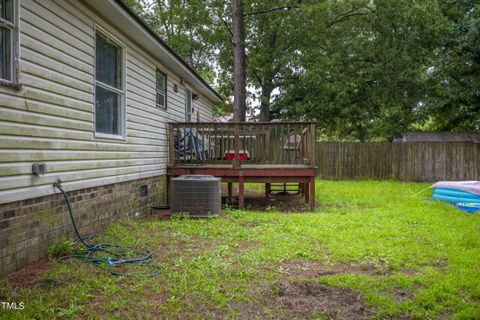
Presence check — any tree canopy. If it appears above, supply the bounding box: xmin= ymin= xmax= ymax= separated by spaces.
xmin=127 ymin=0 xmax=480 ymax=141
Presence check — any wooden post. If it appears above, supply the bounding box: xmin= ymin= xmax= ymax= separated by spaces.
xmin=265 ymin=183 xmax=271 ymax=196
xmin=310 ymin=122 xmax=316 ymax=168
xmin=168 ymin=124 xmax=175 ymax=166
xmin=305 ymin=182 xmax=309 ymax=203
xmin=239 ymin=176 xmax=245 ymax=209
xmin=309 ymin=175 xmax=316 ymax=210
xmin=194 ymin=121 xmax=199 ymax=163
xmin=234 ymin=123 xmax=240 ymax=169
xmin=228 ymin=182 xmax=233 ymax=203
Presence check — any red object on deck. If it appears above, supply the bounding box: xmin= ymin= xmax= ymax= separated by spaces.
xmin=224 ymin=150 xmax=250 ymax=161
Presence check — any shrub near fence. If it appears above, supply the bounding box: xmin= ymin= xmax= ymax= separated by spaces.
xmin=316 ymin=142 xmax=480 ymax=181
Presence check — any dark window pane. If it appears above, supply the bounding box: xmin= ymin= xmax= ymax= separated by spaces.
xmin=156 ymin=70 xmax=165 ymax=91
xmin=0 ymin=27 xmax=10 ymax=80
xmin=96 ymin=86 xmax=119 ymax=135
xmin=0 ymin=0 xmax=12 ymax=22
xmin=96 ymin=32 xmax=121 ymax=89
xmin=156 ymin=70 xmax=166 ymax=108
xmin=185 ymin=88 xmax=192 ymax=121
xmin=156 ymin=92 xmax=165 ymax=108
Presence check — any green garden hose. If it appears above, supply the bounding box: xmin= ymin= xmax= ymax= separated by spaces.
xmin=55 ymin=182 xmax=161 ymax=277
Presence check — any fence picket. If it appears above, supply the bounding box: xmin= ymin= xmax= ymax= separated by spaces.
xmin=316 ymin=142 xmax=479 ymax=181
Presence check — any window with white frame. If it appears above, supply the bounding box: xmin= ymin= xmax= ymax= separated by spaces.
xmin=95 ymin=31 xmax=124 ymax=136
xmin=156 ymin=69 xmax=166 ymax=109
xmin=0 ymin=0 xmax=17 ymax=83
xmin=185 ymin=87 xmax=192 ymax=122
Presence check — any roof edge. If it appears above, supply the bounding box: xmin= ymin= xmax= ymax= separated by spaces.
xmin=113 ymin=0 xmax=223 ymax=102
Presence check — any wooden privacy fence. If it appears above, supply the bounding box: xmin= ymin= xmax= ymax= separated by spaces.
xmin=316 ymin=142 xmax=480 ymax=181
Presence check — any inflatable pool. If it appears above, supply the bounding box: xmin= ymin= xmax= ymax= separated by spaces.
xmin=432 ymin=181 xmax=480 ymax=213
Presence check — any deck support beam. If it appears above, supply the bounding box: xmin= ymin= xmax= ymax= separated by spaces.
xmin=309 ymin=176 xmax=315 ymax=210
xmin=228 ymin=182 xmax=233 ymax=203
xmin=168 ymin=166 xmax=316 ymax=210
xmin=239 ymin=176 xmax=245 ymax=209
xmin=305 ymin=182 xmax=310 ymax=203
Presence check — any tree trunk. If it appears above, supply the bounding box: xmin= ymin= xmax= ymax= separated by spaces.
xmin=259 ymin=82 xmax=272 ymax=122
xmin=231 ymin=0 xmax=247 ymax=122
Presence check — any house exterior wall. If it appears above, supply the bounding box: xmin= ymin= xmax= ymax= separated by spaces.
xmin=0 ymin=0 xmax=216 ymax=275
xmin=0 ymin=175 xmax=167 ymax=276
xmin=0 ymin=0 xmax=215 ymax=205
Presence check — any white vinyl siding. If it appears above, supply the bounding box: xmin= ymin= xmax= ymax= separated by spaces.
xmin=0 ymin=0 xmax=215 ymax=204
xmin=0 ymin=0 xmax=18 ymax=84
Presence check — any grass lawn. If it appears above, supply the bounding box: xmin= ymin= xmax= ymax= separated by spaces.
xmin=1 ymin=180 xmax=479 ymax=319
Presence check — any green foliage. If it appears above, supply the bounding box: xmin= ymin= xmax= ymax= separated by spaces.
xmin=47 ymin=237 xmax=75 ymax=257
xmin=125 ymin=0 xmax=478 ymax=139
xmin=2 ymin=181 xmax=480 ymax=319
xmin=245 ymin=0 xmax=311 ymax=120
xmin=424 ymin=0 xmax=480 ymax=131
xmin=275 ymin=0 xmax=450 ymax=141
xmin=125 ymin=0 xmax=232 ymax=114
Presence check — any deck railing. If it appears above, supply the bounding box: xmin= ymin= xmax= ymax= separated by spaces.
xmin=168 ymin=122 xmax=316 ymax=167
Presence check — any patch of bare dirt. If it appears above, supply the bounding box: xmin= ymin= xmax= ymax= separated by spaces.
xmin=281 ymin=260 xmax=380 ymax=277
xmin=273 ymin=280 xmax=374 ymax=320
xmin=223 ymin=186 xmax=308 ymax=212
xmin=149 ymin=208 xmax=172 ymax=220
xmin=244 ymin=192 xmax=307 ymax=212
xmin=399 ymin=267 xmax=419 ymax=277
xmin=280 ymin=260 xmax=420 ymax=278
xmin=259 ymin=260 xmax=422 ymax=319
xmin=393 ymin=288 xmax=414 ymax=303
xmin=143 ymin=292 xmax=169 ymax=306
xmin=226 ymin=260 xmax=377 ymax=319
xmin=232 ymin=240 xmax=259 ymax=254
xmin=436 ymin=310 xmax=453 ymax=320
xmin=150 ymin=235 xmax=215 ymax=265
xmin=6 ymin=256 xmax=55 ymax=287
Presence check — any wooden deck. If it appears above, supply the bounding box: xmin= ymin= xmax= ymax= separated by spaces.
xmin=167 ymin=122 xmax=317 ymax=209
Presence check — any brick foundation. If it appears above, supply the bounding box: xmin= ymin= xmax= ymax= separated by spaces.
xmin=0 ymin=175 xmax=167 ymax=276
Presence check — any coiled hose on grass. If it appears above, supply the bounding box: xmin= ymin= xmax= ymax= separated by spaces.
xmin=55 ymin=183 xmax=161 ymax=277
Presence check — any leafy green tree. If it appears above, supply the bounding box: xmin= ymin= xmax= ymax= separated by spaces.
xmin=246 ymin=0 xmax=308 ymax=121
xmin=275 ymin=0 xmax=447 ymax=141
xmin=424 ymin=0 xmax=480 ymax=131
xmin=125 ymin=0 xmax=478 ymax=138
xmin=125 ymin=0 xmax=307 ymax=120
xmin=124 ymin=0 xmax=229 ymax=85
